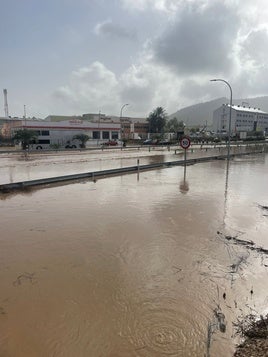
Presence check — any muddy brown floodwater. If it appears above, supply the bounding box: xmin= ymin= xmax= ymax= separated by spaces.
xmin=0 ymin=151 xmax=268 ymax=356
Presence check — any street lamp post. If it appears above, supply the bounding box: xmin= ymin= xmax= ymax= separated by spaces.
xmin=97 ymin=110 xmax=101 ymax=146
xmin=210 ymin=79 xmax=233 ymax=161
xmin=120 ymin=103 xmax=129 ymax=142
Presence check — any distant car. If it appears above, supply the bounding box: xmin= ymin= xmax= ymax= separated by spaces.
xmin=65 ymin=144 xmax=78 ymax=149
xmin=102 ymin=140 xmax=118 ymax=146
xmin=157 ymin=140 xmax=171 ymax=145
xmin=143 ymin=139 xmax=159 ymax=145
xmin=143 ymin=139 xmax=153 ymax=145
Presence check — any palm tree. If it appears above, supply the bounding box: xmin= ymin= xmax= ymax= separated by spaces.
xmin=147 ymin=107 xmax=167 ymax=134
xmin=72 ymin=133 xmax=90 ymax=148
xmin=13 ymin=129 xmax=38 ymax=150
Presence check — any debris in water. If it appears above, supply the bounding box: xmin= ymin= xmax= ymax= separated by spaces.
xmin=206 ymin=306 xmax=227 ymax=357
xmin=217 ymin=231 xmax=268 ymax=255
xmin=258 ymin=204 xmax=268 ymax=211
xmin=233 ymin=314 xmax=268 ymax=356
xmin=13 ymin=272 xmax=37 ymax=286
xmin=214 ymin=307 xmax=226 ymax=333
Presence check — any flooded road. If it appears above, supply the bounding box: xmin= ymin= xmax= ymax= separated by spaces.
xmin=0 ymin=147 xmax=178 ymax=184
xmin=0 ymin=144 xmax=260 ymax=184
xmin=0 ymin=152 xmax=267 ymax=356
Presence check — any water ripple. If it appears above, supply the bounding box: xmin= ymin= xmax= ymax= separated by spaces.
xmin=119 ymin=297 xmax=206 ymax=356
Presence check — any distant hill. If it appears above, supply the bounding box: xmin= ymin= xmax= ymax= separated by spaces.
xmin=170 ymin=96 xmax=268 ymax=127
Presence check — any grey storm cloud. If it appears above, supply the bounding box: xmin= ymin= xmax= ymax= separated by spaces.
xmin=94 ymin=20 xmax=136 ymax=40
xmin=152 ymin=1 xmax=240 ymax=75
xmin=120 ymin=84 xmax=154 ymax=112
xmin=180 ymin=79 xmax=211 ymax=99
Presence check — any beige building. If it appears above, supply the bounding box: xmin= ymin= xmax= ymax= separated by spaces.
xmin=0 ymin=117 xmax=23 ymax=139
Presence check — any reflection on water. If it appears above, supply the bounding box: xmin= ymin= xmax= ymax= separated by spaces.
xmin=179 ymin=165 xmax=189 ymax=194
xmin=0 ymin=154 xmax=268 ymax=356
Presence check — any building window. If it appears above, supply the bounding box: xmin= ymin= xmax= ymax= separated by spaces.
xmin=38 ymin=139 xmax=50 ymax=144
xmin=102 ymin=131 xmax=109 ymax=139
xmin=41 ymin=130 xmax=50 ymax=136
xmin=93 ymin=131 xmax=100 ymax=139
xmin=111 ymin=131 xmax=118 ymax=139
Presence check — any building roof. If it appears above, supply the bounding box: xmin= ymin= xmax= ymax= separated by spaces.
xmin=14 ymin=119 xmax=120 ymax=130
xmin=45 ymin=115 xmax=83 ymax=122
xmin=0 ymin=117 xmax=24 ymax=125
xmin=224 ymin=104 xmax=267 ymax=114
xmin=44 ymin=113 xmax=148 ymax=124
xmin=120 ymin=117 xmax=148 ymax=124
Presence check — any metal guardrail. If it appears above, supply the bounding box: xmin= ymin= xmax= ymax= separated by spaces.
xmin=0 ymin=140 xmax=267 ymax=155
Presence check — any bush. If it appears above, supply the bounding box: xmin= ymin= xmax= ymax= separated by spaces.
xmin=50 ymin=143 xmax=61 ymax=149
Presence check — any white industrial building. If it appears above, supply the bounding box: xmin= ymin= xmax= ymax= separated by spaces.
xmin=212 ymin=104 xmax=268 ymax=135
xmin=12 ymin=117 xmax=121 ymax=148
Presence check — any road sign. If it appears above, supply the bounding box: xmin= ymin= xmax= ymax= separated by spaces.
xmin=180 ymin=136 xmax=191 ymax=150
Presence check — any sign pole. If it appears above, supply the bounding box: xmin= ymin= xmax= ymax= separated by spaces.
xmin=179 ymin=136 xmax=191 ymax=194
xmin=179 ymin=135 xmax=191 ymax=169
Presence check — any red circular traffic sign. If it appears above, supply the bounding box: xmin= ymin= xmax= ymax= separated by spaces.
xmin=180 ymin=136 xmax=191 ymax=149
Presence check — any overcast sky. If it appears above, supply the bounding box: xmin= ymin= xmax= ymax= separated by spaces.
xmin=1 ymin=0 xmax=268 ymax=118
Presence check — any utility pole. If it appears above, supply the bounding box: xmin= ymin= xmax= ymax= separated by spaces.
xmin=120 ymin=104 xmax=129 ymax=142
xmin=97 ymin=110 xmax=101 ymax=146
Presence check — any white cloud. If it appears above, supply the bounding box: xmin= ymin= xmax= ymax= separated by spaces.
xmin=52 ymin=62 xmax=120 ymax=114
xmin=52 ymin=59 xmax=186 ymax=116
xmin=119 ymin=63 xmax=177 ymax=112
xmin=239 ymin=26 xmax=268 ymax=68
xmin=120 ymin=0 xmax=189 ymax=13
xmin=52 ymin=57 xmax=212 ymax=117
xmin=94 ymin=20 xmax=136 ymax=40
